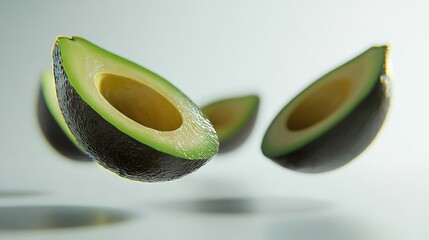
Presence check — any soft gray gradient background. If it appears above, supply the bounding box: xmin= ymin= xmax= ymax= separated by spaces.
xmin=0 ymin=0 xmax=428 ymax=239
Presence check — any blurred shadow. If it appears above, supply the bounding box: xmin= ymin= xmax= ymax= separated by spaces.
xmin=266 ymin=213 xmax=375 ymax=240
xmin=0 ymin=205 xmax=134 ymax=231
xmin=0 ymin=190 xmax=45 ymax=198
xmin=156 ymin=197 xmax=330 ymax=215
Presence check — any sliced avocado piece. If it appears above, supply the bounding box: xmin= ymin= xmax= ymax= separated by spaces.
xmin=261 ymin=46 xmax=391 ymax=173
xmin=52 ymin=36 xmax=219 ymax=182
xmin=37 ymin=71 xmax=89 ymax=161
xmin=202 ymin=95 xmax=260 ymax=153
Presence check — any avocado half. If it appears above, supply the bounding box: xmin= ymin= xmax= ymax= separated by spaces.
xmin=37 ymin=71 xmax=89 ymax=161
xmin=52 ymin=36 xmax=219 ymax=182
xmin=261 ymin=46 xmax=391 ymax=173
xmin=201 ymin=95 xmax=259 ymax=153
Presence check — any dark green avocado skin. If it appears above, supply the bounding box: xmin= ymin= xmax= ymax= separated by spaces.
xmin=270 ymin=76 xmax=390 ymax=173
xmin=37 ymin=84 xmax=89 ymax=161
xmin=52 ymin=43 xmax=209 ymax=182
xmin=219 ymin=106 xmax=259 ymax=153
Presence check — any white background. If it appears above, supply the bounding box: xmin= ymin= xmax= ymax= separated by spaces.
xmin=0 ymin=0 xmax=428 ymax=239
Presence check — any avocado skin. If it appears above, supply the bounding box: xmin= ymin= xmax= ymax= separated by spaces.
xmin=202 ymin=95 xmax=260 ymax=153
xmin=37 ymin=84 xmax=89 ymax=161
xmin=219 ymin=106 xmax=259 ymax=153
xmin=53 ymin=43 xmax=209 ymax=182
xmin=269 ymin=76 xmax=390 ymax=173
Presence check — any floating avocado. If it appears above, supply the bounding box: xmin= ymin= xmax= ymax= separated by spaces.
xmin=202 ymin=95 xmax=259 ymax=153
xmin=261 ymin=46 xmax=391 ymax=173
xmin=37 ymin=71 xmax=89 ymax=161
xmin=52 ymin=36 xmax=218 ymax=182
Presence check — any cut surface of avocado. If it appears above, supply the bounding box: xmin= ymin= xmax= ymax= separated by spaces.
xmin=261 ymin=46 xmax=391 ymax=173
xmin=52 ymin=36 xmax=218 ymax=182
xmin=37 ymin=71 xmax=89 ymax=161
xmin=202 ymin=95 xmax=259 ymax=153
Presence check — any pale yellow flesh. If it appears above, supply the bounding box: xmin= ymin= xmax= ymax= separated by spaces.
xmin=58 ymin=36 xmax=218 ymax=159
xmin=98 ymin=73 xmax=183 ymax=132
xmin=204 ymin=103 xmax=242 ymax=135
xmin=202 ymin=95 xmax=258 ymax=143
xmin=262 ymin=46 xmax=387 ymax=157
xmin=287 ymin=78 xmax=352 ymax=131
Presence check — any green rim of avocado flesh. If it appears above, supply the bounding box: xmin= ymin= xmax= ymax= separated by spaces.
xmin=52 ymin=36 xmax=219 ymax=182
xmin=261 ymin=45 xmax=391 ymax=173
xmin=37 ymin=71 xmax=89 ymax=161
xmin=202 ymin=95 xmax=259 ymax=153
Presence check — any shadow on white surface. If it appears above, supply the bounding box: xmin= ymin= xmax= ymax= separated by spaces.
xmin=0 ymin=205 xmax=134 ymax=231
xmin=155 ymin=196 xmax=330 ymax=215
xmin=149 ymin=196 xmax=376 ymax=240
xmin=0 ymin=190 xmax=46 ymax=198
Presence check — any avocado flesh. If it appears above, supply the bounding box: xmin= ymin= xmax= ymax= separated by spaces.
xmin=52 ymin=36 xmax=218 ymax=182
xmin=202 ymin=95 xmax=259 ymax=153
xmin=37 ymin=71 xmax=89 ymax=161
xmin=261 ymin=46 xmax=390 ymax=173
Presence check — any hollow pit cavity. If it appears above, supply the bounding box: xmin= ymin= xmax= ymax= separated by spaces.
xmin=287 ymin=78 xmax=352 ymax=131
xmin=98 ymin=73 xmax=182 ymax=131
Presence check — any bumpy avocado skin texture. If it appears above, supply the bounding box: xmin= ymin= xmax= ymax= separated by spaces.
xmin=204 ymin=95 xmax=260 ymax=153
xmin=53 ymin=42 xmax=209 ymax=182
xmin=269 ymin=72 xmax=390 ymax=173
xmin=37 ymin=83 xmax=89 ymax=161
